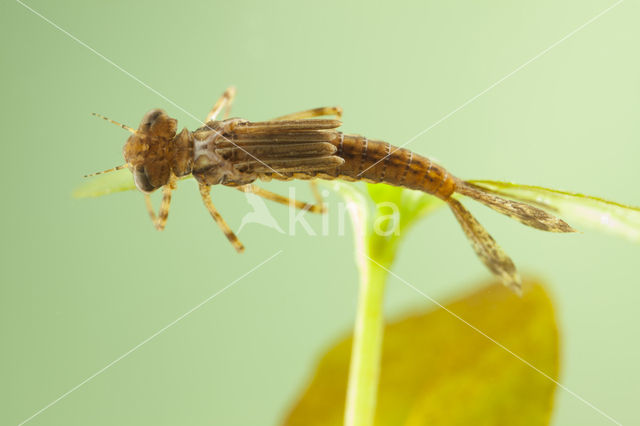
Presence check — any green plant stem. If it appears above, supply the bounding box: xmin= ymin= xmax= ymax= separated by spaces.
xmin=344 ymin=257 xmax=389 ymax=426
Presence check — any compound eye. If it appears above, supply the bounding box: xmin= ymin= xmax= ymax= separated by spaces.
xmin=140 ymin=109 xmax=164 ymax=129
xmin=133 ymin=166 xmax=156 ymax=193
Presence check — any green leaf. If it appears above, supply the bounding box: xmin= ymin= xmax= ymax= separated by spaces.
xmin=318 ymin=182 xmax=448 ymax=426
xmin=283 ymin=280 xmax=559 ymax=426
xmin=322 ymin=182 xmax=371 ymax=272
xmin=72 ymin=168 xmax=136 ymax=198
xmin=322 ymin=181 xmax=445 ymax=268
xmin=366 ymin=183 xmax=444 ymax=267
xmin=470 ymin=180 xmax=640 ymax=242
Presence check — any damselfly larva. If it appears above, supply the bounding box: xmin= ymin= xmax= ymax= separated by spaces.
xmin=89 ymin=87 xmax=575 ymax=294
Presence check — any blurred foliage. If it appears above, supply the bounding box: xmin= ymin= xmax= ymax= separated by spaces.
xmin=365 ymin=184 xmax=444 ymax=267
xmin=73 ymin=168 xmax=135 ymax=198
xmin=283 ymin=280 xmax=559 ymax=426
xmin=321 ymin=182 xmax=446 ymax=426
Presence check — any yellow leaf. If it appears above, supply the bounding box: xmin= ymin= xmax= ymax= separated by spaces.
xmin=283 ymin=281 xmax=559 ymax=426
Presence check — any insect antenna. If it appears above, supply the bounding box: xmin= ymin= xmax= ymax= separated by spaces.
xmin=91 ymin=112 xmax=137 ymax=133
xmin=84 ymin=164 xmax=128 ymax=178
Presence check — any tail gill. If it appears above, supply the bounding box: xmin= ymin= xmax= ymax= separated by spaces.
xmin=455 ymin=181 xmax=576 ymax=233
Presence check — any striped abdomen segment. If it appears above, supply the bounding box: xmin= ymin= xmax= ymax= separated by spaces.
xmin=328 ymin=134 xmax=457 ymax=200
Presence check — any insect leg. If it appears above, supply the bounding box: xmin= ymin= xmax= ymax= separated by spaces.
xmin=144 ymin=194 xmax=157 ymax=224
xmin=204 ymin=86 xmax=236 ymax=122
xmin=155 ymin=185 xmax=174 ymax=231
xmin=270 ymin=106 xmax=343 ymax=121
xmin=199 ymin=183 xmax=245 ymax=253
xmin=143 ymin=177 xmax=176 ymax=230
xmin=236 ymin=184 xmax=325 ymax=213
xmin=309 ymin=181 xmax=327 ymax=213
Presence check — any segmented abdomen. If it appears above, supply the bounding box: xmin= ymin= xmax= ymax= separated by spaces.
xmin=322 ymin=133 xmax=457 ymax=200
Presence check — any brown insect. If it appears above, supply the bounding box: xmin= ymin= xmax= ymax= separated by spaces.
xmin=89 ymin=86 xmax=575 ymax=293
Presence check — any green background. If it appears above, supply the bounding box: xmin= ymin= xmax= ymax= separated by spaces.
xmin=1 ymin=0 xmax=638 ymax=424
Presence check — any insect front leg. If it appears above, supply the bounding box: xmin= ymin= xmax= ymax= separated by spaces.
xmin=204 ymin=86 xmax=236 ymax=123
xmin=236 ymin=184 xmax=326 ymax=214
xmin=199 ymin=183 xmax=245 ymax=253
xmin=270 ymin=106 xmax=343 ymax=121
xmin=144 ymin=176 xmax=176 ymax=231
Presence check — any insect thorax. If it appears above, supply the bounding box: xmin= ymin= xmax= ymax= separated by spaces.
xmin=190 ymin=122 xmax=253 ymax=186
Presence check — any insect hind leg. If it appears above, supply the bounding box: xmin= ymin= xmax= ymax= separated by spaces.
xmin=309 ymin=181 xmax=327 ymax=213
xmin=271 ymin=106 xmax=343 ymax=121
xmin=204 ymin=86 xmax=236 ymax=123
xmin=236 ymin=184 xmax=326 ymax=214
